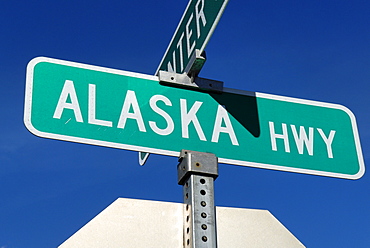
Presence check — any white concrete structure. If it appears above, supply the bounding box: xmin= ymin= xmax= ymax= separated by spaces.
xmin=59 ymin=198 xmax=305 ymax=248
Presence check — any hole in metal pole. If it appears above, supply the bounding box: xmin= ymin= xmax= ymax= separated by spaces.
xmin=186 ymin=204 xmax=189 ymax=211
xmin=201 ymin=212 xmax=207 ymax=218
xmin=201 ymin=224 xmax=207 ymax=230
xmin=195 ymin=162 xmax=201 ymax=167
xmin=187 ymin=239 xmax=190 ymax=246
xmin=202 ymin=236 xmax=208 ymax=242
xmin=185 ymin=193 xmax=189 ymax=199
xmin=187 ymin=227 xmax=190 ymax=234
xmin=187 ymin=215 xmax=190 ymax=222
xmin=200 ymin=178 xmax=206 ymax=184
xmin=200 ymin=190 xmax=206 ymax=195
xmin=201 ymin=201 xmax=206 ymax=207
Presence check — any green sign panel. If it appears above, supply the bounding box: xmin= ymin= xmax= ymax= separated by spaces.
xmin=25 ymin=57 xmax=365 ymax=179
xmin=156 ymin=0 xmax=229 ymax=74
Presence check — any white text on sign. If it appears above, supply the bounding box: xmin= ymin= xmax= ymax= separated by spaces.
xmin=269 ymin=121 xmax=336 ymax=158
xmin=53 ymin=80 xmax=238 ymax=146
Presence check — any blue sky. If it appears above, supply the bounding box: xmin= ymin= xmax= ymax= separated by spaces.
xmin=1 ymin=0 xmax=370 ymax=247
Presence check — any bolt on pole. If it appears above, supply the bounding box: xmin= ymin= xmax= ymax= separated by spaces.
xmin=178 ymin=150 xmax=218 ymax=248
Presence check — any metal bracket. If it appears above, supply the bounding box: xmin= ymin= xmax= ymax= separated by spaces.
xmin=159 ymin=71 xmax=224 ymax=93
xmin=184 ymin=49 xmax=207 ymax=78
xmin=158 ymin=49 xmax=223 ymax=93
xmin=178 ymin=150 xmax=218 ymax=185
xmin=178 ymin=150 xmax=218 ymax=248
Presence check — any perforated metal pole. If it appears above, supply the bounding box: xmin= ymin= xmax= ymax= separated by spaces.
xmin=178 ymin=150 xmax=218 ymax=248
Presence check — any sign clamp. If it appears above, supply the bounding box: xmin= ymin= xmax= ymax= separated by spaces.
xmin=158 ymin=49 xmax=224 ymax=93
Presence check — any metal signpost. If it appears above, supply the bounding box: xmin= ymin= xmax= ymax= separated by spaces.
xmin=178 ymin=150 xmax=218 ymax=247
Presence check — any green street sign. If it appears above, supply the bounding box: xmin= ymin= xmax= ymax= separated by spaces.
xmin=156 ymin=0 xmax=229 ymax=74
xmin=25 ymin=57 xmax=365 ymax=179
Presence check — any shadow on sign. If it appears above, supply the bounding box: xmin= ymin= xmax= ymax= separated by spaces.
xmin=210 ymin=91 xmax=261 ymax=138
